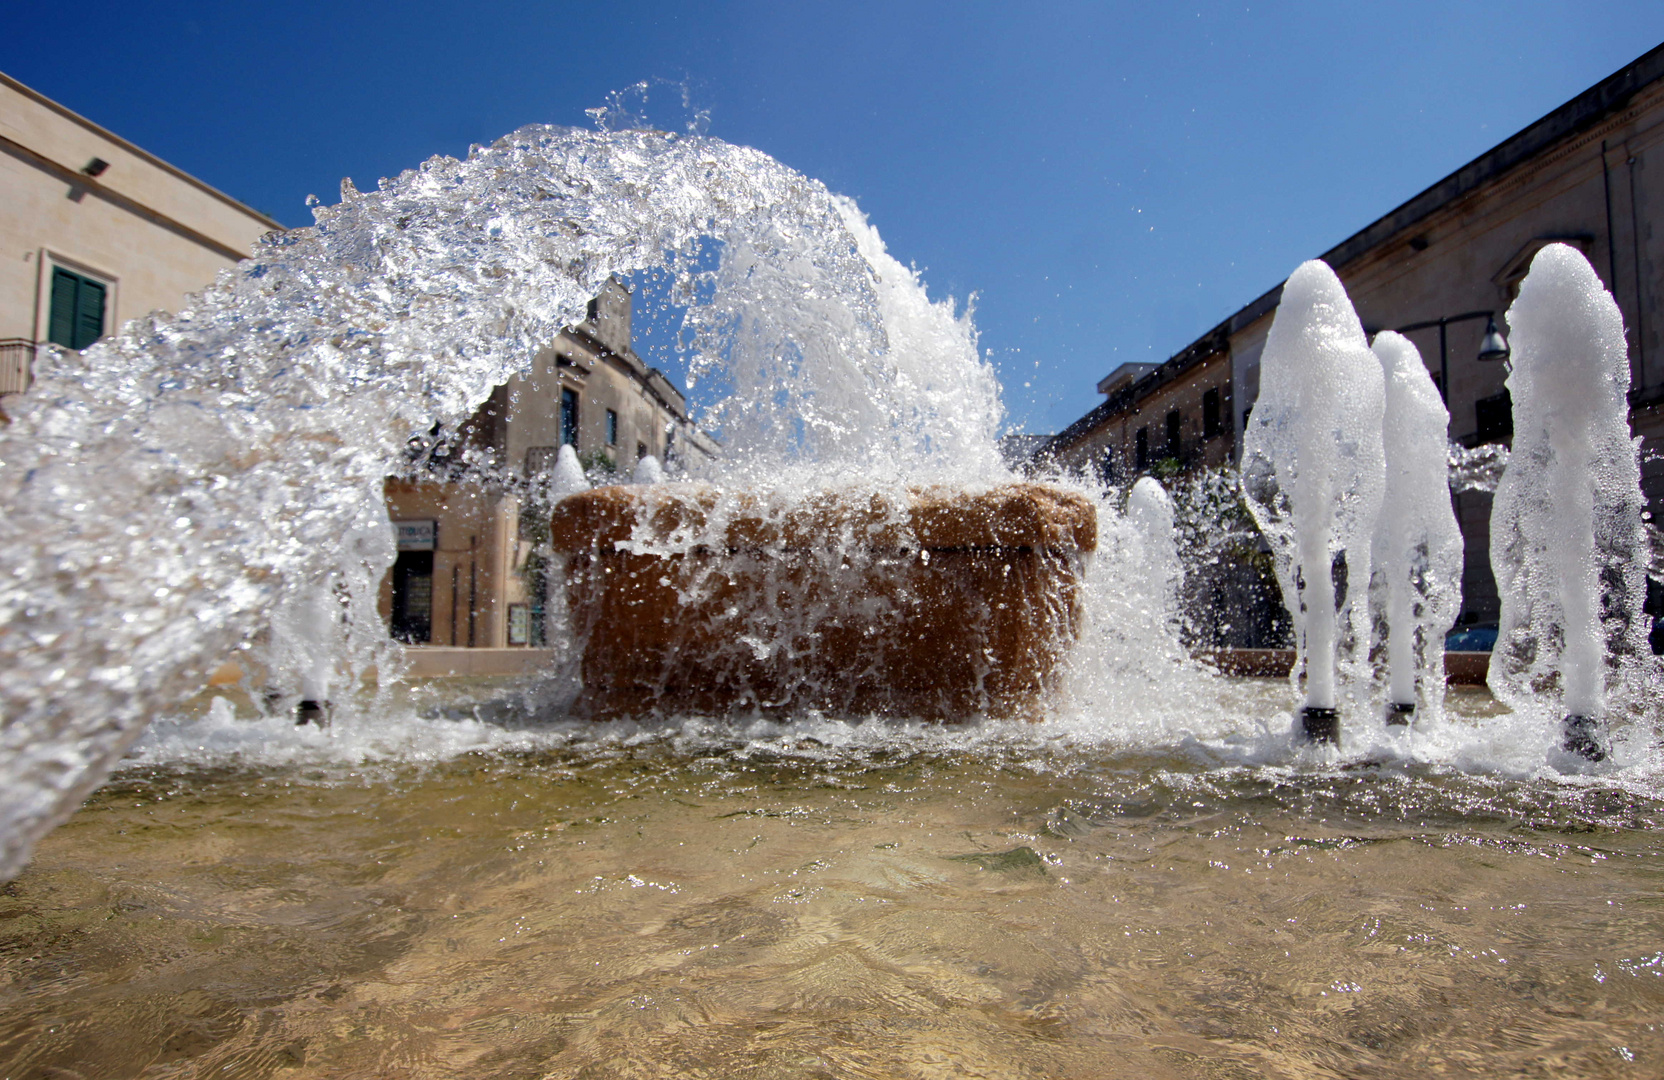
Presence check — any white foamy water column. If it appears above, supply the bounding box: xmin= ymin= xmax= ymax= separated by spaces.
xmin=1241 ymin=261 xmax=1385 ymax=715
xmin=633 ymin=455 xmax=665 ymax=485
xmin=550 ymin=445 xmax=590 ymax=499
xmin=1370 ymin=331 xmax=1462 ymax=714
xmin=1126 ymin=477 xmax=1181 ymax=633
xmin=1489 ymin=244 xmax=1651 ymax=726
xmin=0 ymin=124 xmax=1003 ymax=881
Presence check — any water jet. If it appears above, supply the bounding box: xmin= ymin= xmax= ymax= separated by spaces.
xmin=1300 ymin=704 xmax=1340 ymax=743
xmin=294 ymin=699 xmax=330 ymax=727
xmin=0 ymin=111 xmax=1661 ymax=1078
xmin=1489 ymin=243 xmax=1653 ymax=762
xmin=1241 ymin=260 xmax=1385 ymax=746
xmin=1371 ymin=329 xmax=1462 ymax=727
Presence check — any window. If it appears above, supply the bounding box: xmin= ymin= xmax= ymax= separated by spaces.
xmin=48 ymin=267 xmax=106 ymax=350
xmin=1135 ymin=427 xmax=1149 ymax=471
xmin=1493 ymin=235 xmax=1594 ymax=301
xmin=1202 ymin=388 xmax=1221 ymax=440
xmin=1165 ymin=410 xmax=1182 ymax=460
xmin=605 ymin=408 xmax=618 ymax=446
xmin=1475 ymin=389 xmax=1513 ymax=442
xmin=637 ymin=441 xmax=648 ymax=463
xmin=560 ymin=387 xmax=578 ymax=446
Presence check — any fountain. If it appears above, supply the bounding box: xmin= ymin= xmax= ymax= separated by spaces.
xmin=1240 ymin=260 xmax=1386 ymax=744
xmin=1370 ymin=330 xmax=1462 ymax=723
xmin=548 ymin=442 xmax=590 ymax=499
xmin=547 ymin=482 xmax=1094 ymax=721
xmin=1125 ymin=475 xmax=1180 ymax=632
xmin=1 ymin=123 xmax=1662 ymax=1077
xmin=631 ymin=453 xmax=666 ymax=485
xmin=0 ymin=122 xmax=1007 ymax=882
xmin=1489 ymin=242 xmax=1654 ymax=761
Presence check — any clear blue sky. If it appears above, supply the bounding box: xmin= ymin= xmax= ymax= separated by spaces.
xmin=8 ymin=2 xmax=1664 ymax=435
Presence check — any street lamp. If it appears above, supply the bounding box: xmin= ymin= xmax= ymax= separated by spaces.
xmin=1393 ymin=310 xmax=1510 ymax=403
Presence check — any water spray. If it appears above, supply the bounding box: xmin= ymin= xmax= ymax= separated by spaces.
xmin=1489 ymin=243 xmax=1654 ymax=763
xmin=1241 ymin=261 xmax=1386 ymax=746
xmin=1371 ymin=329 xmax=1462 ymax=728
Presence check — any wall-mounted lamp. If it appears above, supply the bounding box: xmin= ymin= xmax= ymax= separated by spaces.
xmin=1476 ymin=316 xmax=1510 ymax=363
xmin=81 ymin=158 xmax=109 ymax=178
xmin=1395 ymin=309 xmax=1506 ymax=404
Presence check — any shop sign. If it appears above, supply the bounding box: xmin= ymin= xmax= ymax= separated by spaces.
xmin=396 ymin=520 xmax=437 ymax=551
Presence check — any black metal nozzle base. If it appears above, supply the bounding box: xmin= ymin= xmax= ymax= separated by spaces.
xmin=1562 ymin=714 xmax=1607 ymax=762
xmin=296 ymin=700 xmax=331 ymax=727
xmin=1302 ymin=706 xmax=1339 ymax=744
xmin=1386 ymin=701 xmax=1415 ymax=726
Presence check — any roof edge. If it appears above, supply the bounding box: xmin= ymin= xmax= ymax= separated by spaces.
xmin=0 ymin=69 xmax=285 ymax=233
xmin=1052 ymin=40 xmax=1664 ymax=455
xmin=1317 ymin=41 xmax=1664 ymax=273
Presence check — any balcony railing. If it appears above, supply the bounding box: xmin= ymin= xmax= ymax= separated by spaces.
xmin=0 ymin=339 xmax=35 ymax=396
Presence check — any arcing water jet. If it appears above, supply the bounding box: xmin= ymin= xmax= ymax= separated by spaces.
xmin=0 ymin=123 xmax=1008 ymax=882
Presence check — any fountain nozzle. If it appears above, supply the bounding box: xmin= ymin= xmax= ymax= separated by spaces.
xmin=1561 ymin=715 xmax=1607 ymax=762
xmin=296 ymin=700 xmax=331 ymax=728
xmin=1301 ymin=706 xmax=1339 ymax=744
xmin=1386 ymin=701 xmax=1415 ymax=725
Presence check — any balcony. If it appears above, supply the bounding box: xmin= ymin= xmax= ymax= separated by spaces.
xmin=0 ymin=339 xmax=34 ymax=396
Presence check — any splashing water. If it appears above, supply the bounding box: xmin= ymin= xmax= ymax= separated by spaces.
xmin=1371 ymin=330 xmax=1462 ymax=719
xmin=0 ymin=123 xmax=1006 ymax=881
xmin=2 ymin=124 xmax=1662 ymax=895
xmin=1240 ymin=260 xmax=1386 ymax=719
xmin=631 ymin=454 xmax=666 ymax=485
xmin=1489 ymin=243 xmax=1656 ymax=754
xmin=1125 ymin=476 xmax=1181 ymax=632
xmin=1448 ymin=439 xmax=1510 ymax=494
xmin=549 ymin=443 xmax=590 ymax=499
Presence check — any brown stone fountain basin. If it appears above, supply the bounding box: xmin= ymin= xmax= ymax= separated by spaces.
xmin=547 ymin=483 xmax=1097 ymax=721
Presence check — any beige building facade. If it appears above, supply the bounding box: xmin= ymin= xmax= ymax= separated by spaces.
xmin=1048 ymin=42 xmax=1664 ymax=628
xmin=1049 ymin=346 xmax=1234 ymax=482
xmin=0 ymin=71 xmax=279 ymax=395
xmin=381 ymin=279 xmax=719 ymax=649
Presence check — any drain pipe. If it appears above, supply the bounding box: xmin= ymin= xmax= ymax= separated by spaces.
xmin=468 ymin=535 xmax=478 ymax=648
xmin=1629 ymin=146 xmax=1647 ymax=390
xmin=1603 ymin=140 xmax=1620 ymax=293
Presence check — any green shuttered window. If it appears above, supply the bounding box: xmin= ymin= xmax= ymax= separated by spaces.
xmin=48 ymin=267 xmax=107 ymax=351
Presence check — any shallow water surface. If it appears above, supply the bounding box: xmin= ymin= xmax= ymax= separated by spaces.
xmin=2 ymin=696 xmax=1662 ymax=1079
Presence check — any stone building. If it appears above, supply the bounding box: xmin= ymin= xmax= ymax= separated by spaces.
xmin=1048 ymin=349 xmax=1234 ymax=484
xmin=381 ymin=278 xmax=719 ymax=650
xmin=0 ymin=71 xmax=279 ymax=395
xmin=0 ymin=73 xmax=718 ymax=663
xmin=1046 ymin=41 xmax=1664 ymax=629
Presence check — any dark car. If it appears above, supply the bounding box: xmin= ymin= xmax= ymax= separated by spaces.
xmin=1445 ymin=624 xmax=1498 ymax=652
